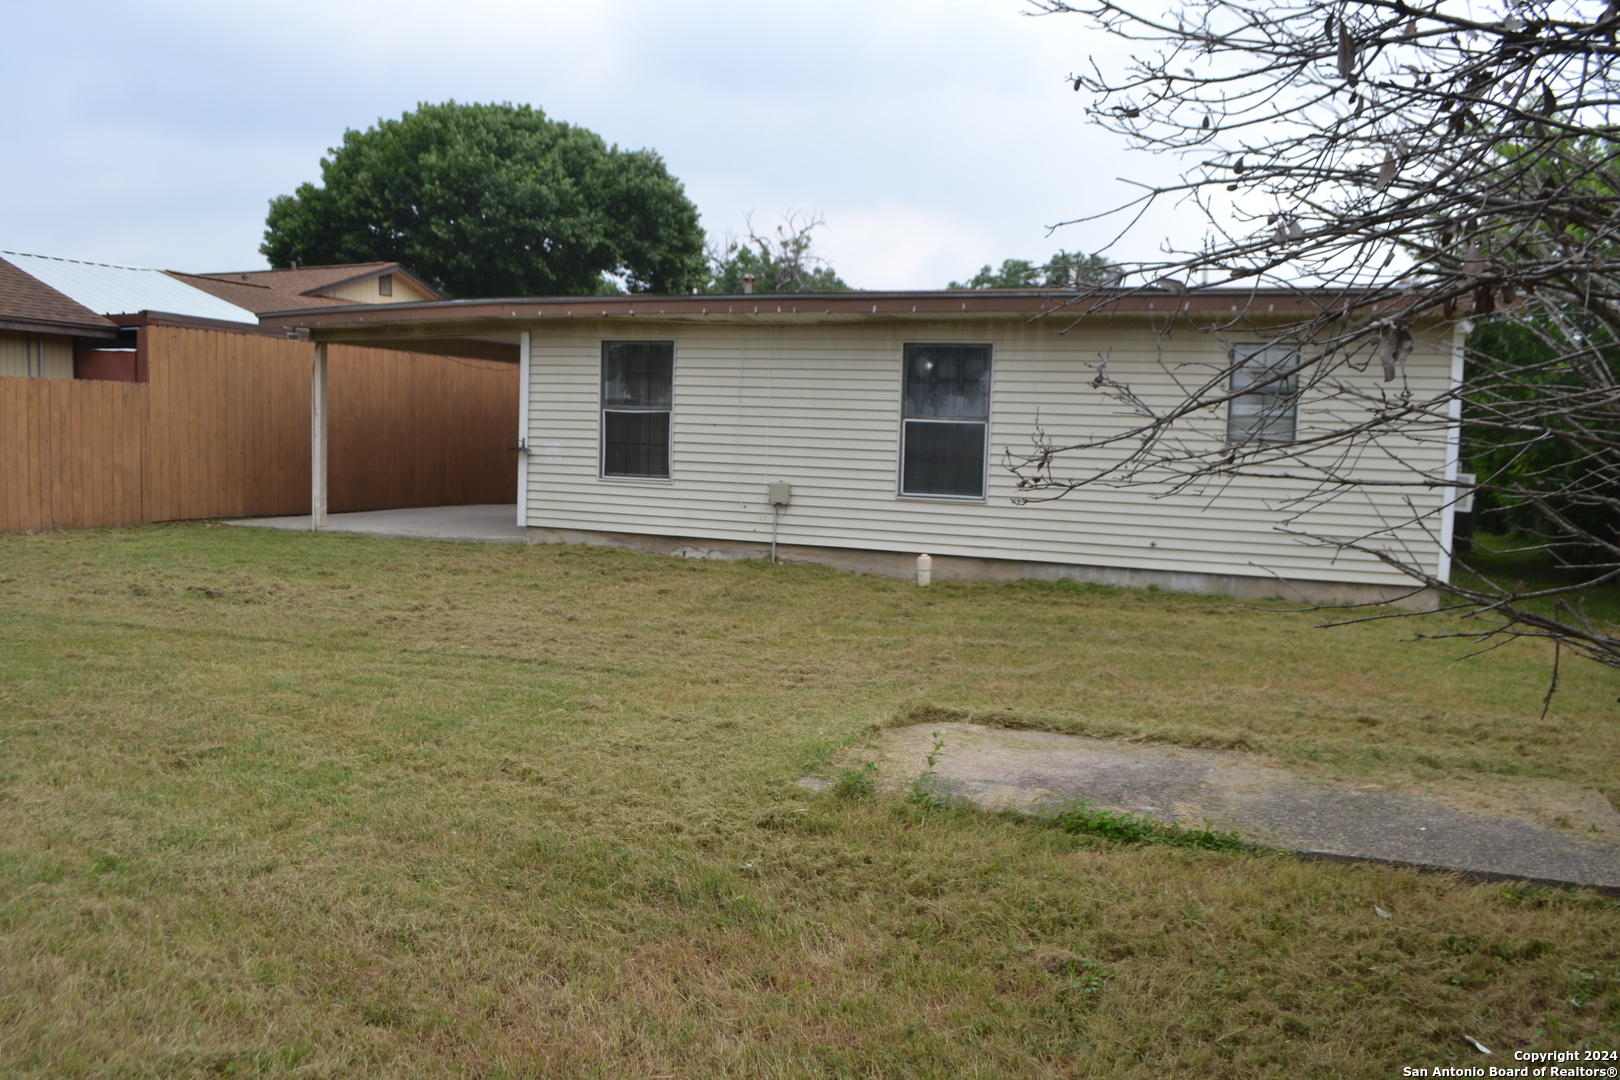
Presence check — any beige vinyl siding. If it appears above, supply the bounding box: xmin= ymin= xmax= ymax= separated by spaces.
xmin=0 ymin=331 xmax=74 ymax=379
xmin=523 ymin=316 xmax=1455 ymax=588
xmin=323 ymin=276 xmax=438 ymax=305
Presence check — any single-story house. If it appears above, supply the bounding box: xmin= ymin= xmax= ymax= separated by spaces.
xmin=262 ymin=289 xmax=1460 ymax=604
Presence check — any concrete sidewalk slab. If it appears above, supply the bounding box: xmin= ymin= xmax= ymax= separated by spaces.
xmin=878 ymin=723 xmax=1620 ymax=893
xmin=226 ymin=505 xmax=526 ymax=545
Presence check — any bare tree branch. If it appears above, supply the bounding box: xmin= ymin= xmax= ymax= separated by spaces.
xmin=1016 ymin=0 xmax=1620 ymax=676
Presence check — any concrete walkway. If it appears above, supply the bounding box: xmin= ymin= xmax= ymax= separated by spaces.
xmin=878 ymin=723 xmax=1620 ymax=893
xmin=226 ymin=504 xmax=526 ymax=544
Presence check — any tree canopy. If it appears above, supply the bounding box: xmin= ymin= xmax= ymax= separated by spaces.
xmin=704 ymin=213 xmax=850 ymax=294
xmin=949 ymin=251 xmax=1122 ymax=289
xmin=261 ymin=102 xmax=707 ymax=299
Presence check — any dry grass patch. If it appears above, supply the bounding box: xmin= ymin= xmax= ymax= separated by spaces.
xmin=0 ymin=524 xmax=1615 ymax=1077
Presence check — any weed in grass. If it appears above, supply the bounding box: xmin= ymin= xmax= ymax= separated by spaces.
xmin=833 ymin=761 xmax=878 ymax=800
xmin=1037 ymin=798 xmax=1251 ymax=852
xmin=907 ymin=729 xmax=948 ymax=808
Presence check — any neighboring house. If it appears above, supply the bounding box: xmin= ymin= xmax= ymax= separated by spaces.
xmin=1 ymin=251 xmax=513 ymax=534
xmin=174 ymin=261 xmax=443 ymax=314
xmin=262 ymin=290 xmax=1461 ymax=603
xmin=0 ymin=255 xmax=120 ymax=379
xmin=3 ymin=249 xmax=264 ymax=384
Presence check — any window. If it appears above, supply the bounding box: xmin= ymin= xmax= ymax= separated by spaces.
xmin=377 ymin=272 xmax=393 ymax=297
xmin=1227 ymin=343 xmax=1300 ymax=445
xmin=901 ymin=343 xmax=991 ymax=498
xmin=601 ymin=340 xmax=673 ymax=479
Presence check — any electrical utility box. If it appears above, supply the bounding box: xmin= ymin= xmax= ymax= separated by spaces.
xmin=767 ymin=481 xmax=792 ymax=507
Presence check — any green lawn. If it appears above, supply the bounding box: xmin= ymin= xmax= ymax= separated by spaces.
xmin=0 ymin=524 xmax=1615 ymax=1078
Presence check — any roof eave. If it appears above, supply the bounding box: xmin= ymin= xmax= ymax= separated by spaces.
xmin=0 ymin=316 xmax=120 ymax=338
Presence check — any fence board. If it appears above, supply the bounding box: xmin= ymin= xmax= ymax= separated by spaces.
xmin=1 ymin=326 xmax=518 ymax=533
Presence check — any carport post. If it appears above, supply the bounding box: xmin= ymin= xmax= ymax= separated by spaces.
xmin=311 ymin=342 xmax=328 ymax=531
xmin=517 ymin=331 xmax=530 ymax=527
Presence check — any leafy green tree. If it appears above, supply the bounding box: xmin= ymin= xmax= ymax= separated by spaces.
xmin=704 ymin=213 xmax=850 ymax=294
xmin=949 ymin=251 xmax=1122 ymax=289
xmin=261 ymin=102 xmax=707 ymax=298
xmin=1465 ymin=316 xmax=1620 ymax=561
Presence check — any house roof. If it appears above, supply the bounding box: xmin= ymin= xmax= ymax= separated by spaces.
xmin=0 ymin=250 xmax=259 ymax=325
xmin=0 ymin=255 xmax=120 ymax=337
xmin=165 ymin=271 xmax=358 ymax=316
xmin=184 ymin=262 xmax=444 ymax=306
xmin=254 ymin=287 xmax=1359 ymax=366
xmin=257 ymin=286 xmax=1354 ymax=330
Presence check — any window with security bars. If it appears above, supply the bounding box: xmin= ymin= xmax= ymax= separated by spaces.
xmin=901 ymin=343 xmax=990 ymax=498
xmin=601 ymin=341 xmax=673 ymax=478
xmin=1226 ymin=343 xmax=1300 ymax=446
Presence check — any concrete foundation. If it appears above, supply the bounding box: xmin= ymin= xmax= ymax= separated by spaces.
xmin=524 ymin=525 xmax=1433 ymax=608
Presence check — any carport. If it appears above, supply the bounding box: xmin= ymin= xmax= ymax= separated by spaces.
xmin=257 ymin=303 xmax=531 ymax=534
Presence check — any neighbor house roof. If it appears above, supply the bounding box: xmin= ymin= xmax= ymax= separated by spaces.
xmin=182 ymin=262 xmax=443 ymax=312
xmin=165 ymin=271 xmax=358 ymax=316
xmin=0 ymin=255 xmax=120 ymax=337
xmin=1 ymin=250 xmax=259 ymax=325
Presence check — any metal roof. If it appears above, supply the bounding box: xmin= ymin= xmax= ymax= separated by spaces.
xmin=1 ymin=250 xmax=259 ymax=325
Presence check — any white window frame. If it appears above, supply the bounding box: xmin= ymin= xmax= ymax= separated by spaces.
xmin=599 ymin=340 xmax=675 ymax=482
xmin=1226 ymin=342 xmax=1301 ymax=446
xmin=897 ymin=342 xmax=993 ymax=501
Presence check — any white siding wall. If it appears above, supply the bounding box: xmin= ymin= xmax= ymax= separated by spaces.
xmin=0 ymin=330 xmax=74 ymax=379
xmin=523 ymin=316 xmax=1455 ymax=588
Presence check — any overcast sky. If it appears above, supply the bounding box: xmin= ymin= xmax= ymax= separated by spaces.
xmin=0 ymin=0 xmax=1190 ymax=290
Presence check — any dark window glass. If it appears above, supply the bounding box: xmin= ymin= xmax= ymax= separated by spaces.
xmin=1226 ymin=344 xmax=1299 ymax=445
xmin=377 ymin=272 xmax=393 ymax=296
xmin=903 ymin=421 xmax=987 ymax=497
xmin=601 ymin=341 xmax=674 ymax=478
xmin=901 ymin=344 xmax=990 ymax=497
xmin=603 ymin=411 xmax=670 ymax=478
xmin=602 ymin=341 xmax=673 ymax=409
xmin=903 ymin=344 xmax=990 ymax=419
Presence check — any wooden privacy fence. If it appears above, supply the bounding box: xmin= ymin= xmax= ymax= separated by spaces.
xmin=0 ymin=377 xmax=149 ymax=532
xmin=1 ymin=325 xmax=518 ymax=533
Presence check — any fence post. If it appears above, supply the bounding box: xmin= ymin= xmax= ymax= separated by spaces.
xmin=311 ymin=342 xmax=327 ymax=531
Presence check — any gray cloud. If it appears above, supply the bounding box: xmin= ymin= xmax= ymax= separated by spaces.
xmin=0 ymin=0 xmax=1185 ymax=288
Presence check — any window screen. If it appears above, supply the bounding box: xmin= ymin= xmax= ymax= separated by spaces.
xmin=1227 ymin=343 xmax=1300 ymax=446
xmin=602 ymin=341 xmax=674 ymax=478
xmin=901 ymin=344 xmax=990 ymax=497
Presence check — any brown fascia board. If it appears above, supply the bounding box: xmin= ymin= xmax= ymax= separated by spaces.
xmin=0 ymin=315 xmax=119 ymax=338
xmin=257 ymin=287 xmax=1354 ymax=331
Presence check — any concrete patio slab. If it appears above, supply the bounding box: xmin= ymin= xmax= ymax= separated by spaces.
xmin=878 ymin=722 xmax=1620 ymax=893
xmin=226 ymin=504 xmax=526 ymax=545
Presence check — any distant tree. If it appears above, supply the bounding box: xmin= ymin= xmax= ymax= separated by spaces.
xmin=949 ymin=250 xmax=1122 ymax=289
xmin=705 ymin=212 xmax=851 ymax=293
xmin=261 ymin=101 xmax=707 ymax=298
